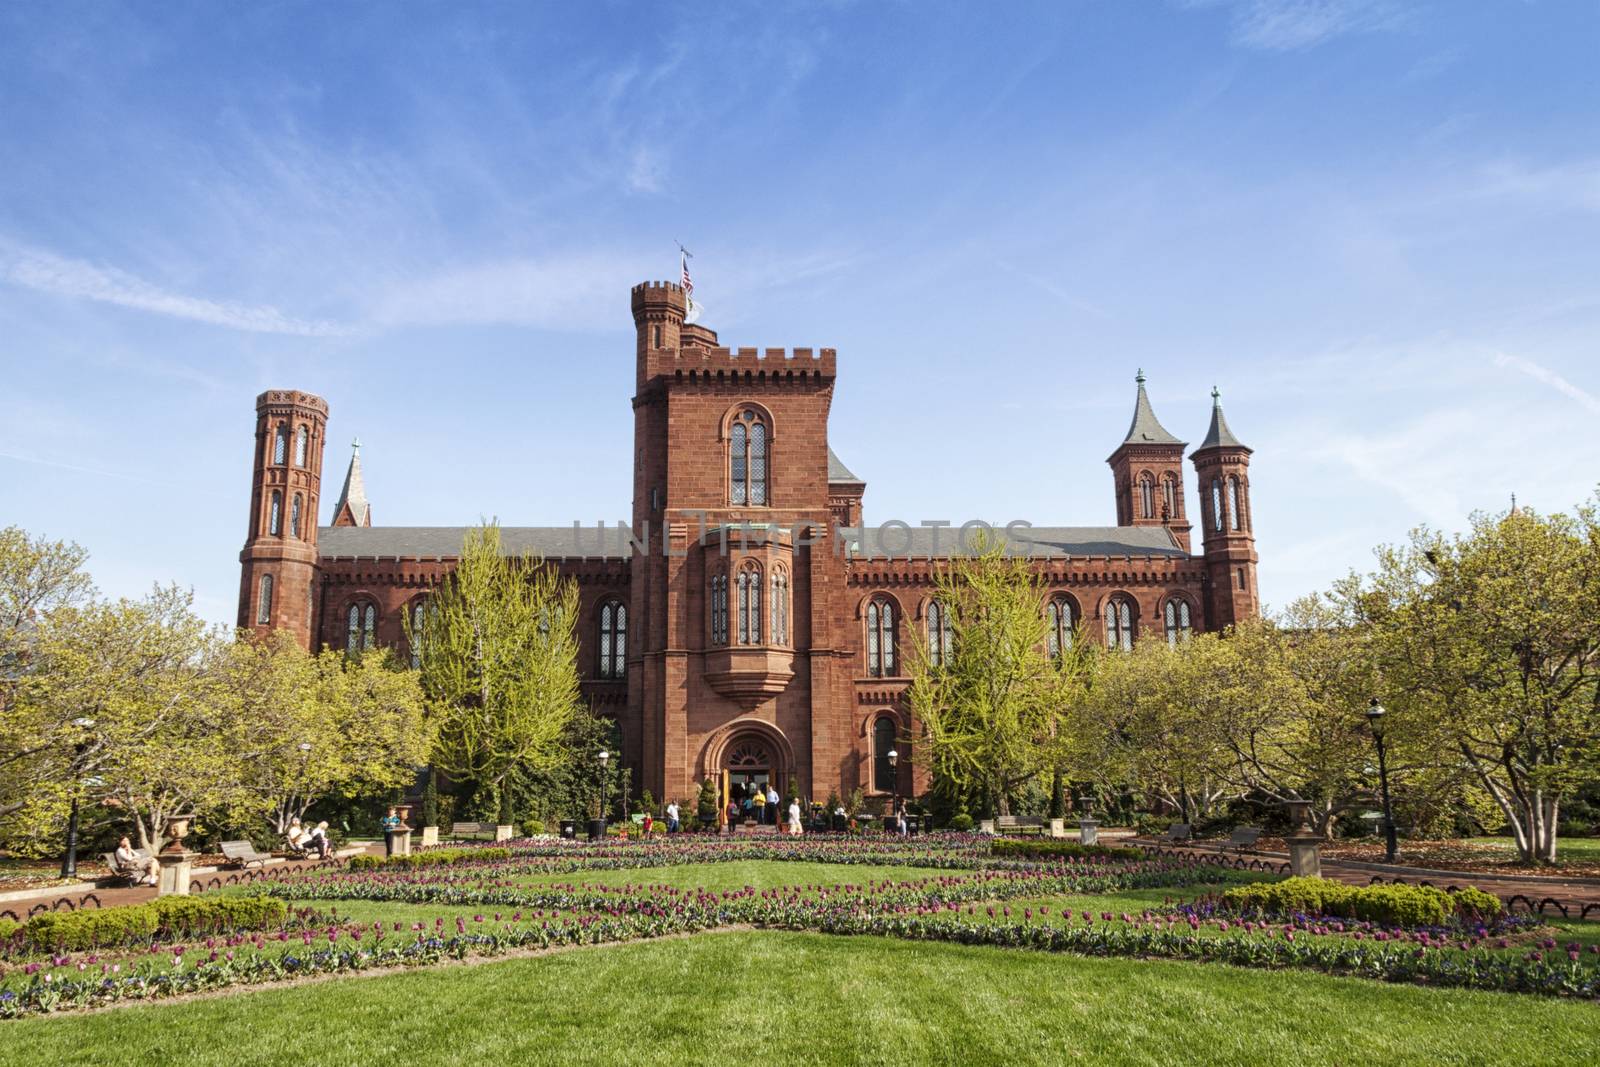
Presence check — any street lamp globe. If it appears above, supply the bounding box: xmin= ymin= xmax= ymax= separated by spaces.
xmin=1365 ymin=698 xmax=1386 ymax=738
xmin=887 ymin=749 xmax=898 ymax=768
xmin=598 ymin=749 xmax=610 ymax=768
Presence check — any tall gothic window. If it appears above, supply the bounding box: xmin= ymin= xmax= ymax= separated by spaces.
xmin=1164 ymin=598 xmax=1192 ymax=646
xmin=1211 ymin=478 xmax=1225 ymax=533
xmin=1104 ymin=596 xmax=1135 ymax=652
xmin=256 ymin=574 xmax=273 ymax=625
xmin=729 ymin=409 xmax=769 ymax=506
xmin=294 ymin=426 xmax=308 ymax=467
xmin=737 ymin=565 xmax=762 ymax=644
xmin=290 ymin=494 xmax=302 ymax=538
xmin=770 ymin=568 xmax=790 ymax=646
xmin=409 ymin=600 xmax=425 ymax=669
xmin=867 ymin=597 xmax=896 ymax=677
xmin=1162 ymin=474 xmax=1177 ymax=519
xmin=598 ymin=600 xmax=626 ymax=679
xmin=709 ymin=574 xmax=728 ymax=645
xmin=1229 ymin=476 xmax=1243 ymax=531
xmin=347 ymin=602 xmax=376 ymax=653
xmin=926 ymin=599 xmax=953 ymax=667
xmin=1139 ymin=474 xmax=1155 ymax=520
xmin=873 ymin=715 xmax=897 ymax=793
xmin=268 ymin=490 xmax=282 ymax=535
xmin=1047 ymin=596 xmax=1075 ymax=661
xmin=273 ymin=425 xmax=289 ymax=465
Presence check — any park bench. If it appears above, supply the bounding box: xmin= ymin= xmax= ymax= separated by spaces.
xmin=220 ymin=840 xmax=271 ymax=868
xmin=450 ymin=821 xmax=498 ymax=841
xmin=101 ymin=849 xmax=152 ymax=887
xmin=1162 ymin=823 xmax=1192 ymax=843
xmin=995 ymin=815 xmax=1047 ymax=837
xmin=1224 ymin=826 xmax=1261 ymax=853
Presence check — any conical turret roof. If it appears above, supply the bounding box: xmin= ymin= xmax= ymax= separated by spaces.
xmin=331 ymin=439 xmax=372 ymax=528
xmin=1197 ymin=387 xmax=1248 ymax=451
xmin=1119 ymin=370 xmax=1184 ymax=447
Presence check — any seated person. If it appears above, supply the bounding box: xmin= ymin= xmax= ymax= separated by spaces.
xmin=284 ymin=817 xmax=311 ymax=855
xmin=112 ymin=836 xmax=161 ymax=886
xmin=304 ymin=820 xmax=332 ymax=859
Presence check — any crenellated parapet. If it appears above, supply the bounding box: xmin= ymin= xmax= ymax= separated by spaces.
xmin=642 ymin=345 xmax=837 ymax=385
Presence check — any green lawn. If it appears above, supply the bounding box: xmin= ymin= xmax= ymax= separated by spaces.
xmin=1466 ymin=837 xmax=1600 ymax=864
xmin=3 ymin=931 xmax=1595 ymax=1067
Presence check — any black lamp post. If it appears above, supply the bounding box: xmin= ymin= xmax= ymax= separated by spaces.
xmin=598 ymin=749 xmax=610 ymax=822
xmin=61 ymin=717 xmax=96 ymax=879
xmin=1365 ymin=697 xmax=1399 ymax=863
xmin=887 ymin=749 xmax=901 ymax=833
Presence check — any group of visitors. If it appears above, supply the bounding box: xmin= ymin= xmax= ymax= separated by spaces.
xmin=734 ymin=783 xmax=784 ymax=825
xmin=286 ymin=816 xmax=332 ymax=859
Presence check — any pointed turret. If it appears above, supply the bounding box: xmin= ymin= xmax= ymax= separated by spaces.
xmin=1107 ymin=371 xmax=1190 ymax=548
xmin=331 ymin=439 xmax=372 ymax=528
xmin=1198 ymin=386 xmax=1247 ymax=451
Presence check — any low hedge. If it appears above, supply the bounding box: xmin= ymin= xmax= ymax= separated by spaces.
xmin=1222 ymin=876 xmax=1503 ymax=928
xmin=990 ymin=839 xmax=1144 ymax=862
xmin=348 ymin=847 xmax=511 ymax=871
xmin=13 ymin=895 xmax=287 ymax=952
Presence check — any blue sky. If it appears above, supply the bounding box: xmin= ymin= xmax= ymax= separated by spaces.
xmin=2 ymin=1 xmax=1598 ymax=626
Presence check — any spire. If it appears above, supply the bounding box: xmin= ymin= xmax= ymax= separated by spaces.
xmin=1120 ymin=369 xmax=1184 ymax=446
xmin=331 ymin=438 xmax=371 ymax=528
xmin=1197 ymin=386 xmax=1248 ymax=451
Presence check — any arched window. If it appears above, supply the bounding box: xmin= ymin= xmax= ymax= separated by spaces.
xmin=1139 ymin=474 xmax=1155 ymax=520
xmin=873 ymin=716 xmax=897 ymax=793
xmin=256 ymin=574 xmax=273 ymax=625
xmin=409 ymin=600 xmax=425 ymax=669
xmin=927 ymin=599 xmax=952 ymax=667
xmin=867 ymin=597 xmax=896 ymax=677
xmin=598 ymin=600 xmax=627 ymax=679
xmin=273 ymin=425 xmax=289 ymax=466
xmin=1229 ymin=476 xmax=1243 ymax=531
xmin=268 ymin=490 xmax=282 ymax=536
xmin=290 ymin=494 xmax=302 ymax=538
xmin=1104 ymin=596 xmax=1135 ymax=652
xmin=737 ymin=564 xmax=762 ymax=644
xmin=294 ymin=426 xmax=308 ymax=467
xmin=1211 ymin=478 xmax=1225 ymax=533
xmin=347 ymin=602 xmax=376 ymax=653
xmin=709 ymin=574 xmax=728 ymax=645
xmin=770 ymin=568 xmax=790 ymax=646
xmin=728 ymin=409 xmax=769 ymax=506
xmin=1164 ymin=598 xmax=1192 ymax=646
xmin=1162 ymin=474 xmax=1177 ymax=519
xmin=1047 ymin=596 xmax=1075 ymax=661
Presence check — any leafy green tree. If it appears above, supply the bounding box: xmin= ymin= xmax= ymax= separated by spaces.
xmin=908 ymin=538 xmax=1092 ymax=816
xmin=1339 ymin=501 xmax=1600 ymax=862
xmin=410 ymin=523 xmax=582 ymax=800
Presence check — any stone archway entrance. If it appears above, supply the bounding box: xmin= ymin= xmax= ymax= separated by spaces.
xmin=725 ymin=735 xmax=776 ymax=807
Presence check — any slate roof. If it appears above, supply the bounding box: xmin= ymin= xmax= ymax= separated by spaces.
xmin=317 ymin=526 xmax=633 ymax=560
xmin=841 ymin=524 xmax=1187 ymax=560
xmin=332 ymin=443 xmax=371 ymax=526
xmin=1197 ymin=387 xmax=1248 ymax=451
xmin=827 ymin=446 xmax=863 ymax=484
xmin=1119 ymin=372 xmax=1184 ymax=447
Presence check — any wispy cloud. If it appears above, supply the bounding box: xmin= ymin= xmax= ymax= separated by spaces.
xmin=1494 ymin=352 xmax=1600 ymax=414
xmin=1180 ymin=0 xmax=1401 ymax=51
xmin=364 ymin=252 xmax=637 ymax=331
xmin=0 ymin=240 xmax=352 ymax=337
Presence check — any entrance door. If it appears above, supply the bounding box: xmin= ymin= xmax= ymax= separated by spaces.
xmin=725 ymin=737 xmax=777 ymax=822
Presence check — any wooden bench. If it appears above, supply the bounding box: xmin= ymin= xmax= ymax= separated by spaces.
xmin=220 ymin=840 xmax=271 ymax=868
xmin=450 ymin=821 xmax=498 ymax=841
xmin=1162 ymin=823 xmax=1192 ymax=843
xmin=1225 ymin=826 xmax=1261 ymax=853
xmin=995 ymin=815 xmax=1047 ymax=837
xmin=101 ymin=849 xmax=153 ymax=886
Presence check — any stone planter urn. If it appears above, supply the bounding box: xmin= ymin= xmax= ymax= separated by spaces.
xmin=1283 ymin=799 xmax=1323 ymax=878
xmin=157 ymin=819 xmax=195 ymax=896
xmin=394 ymin=805 xmax=413 ymax=831
xmin=1077 ymin=796 xmax=1100 ymax=846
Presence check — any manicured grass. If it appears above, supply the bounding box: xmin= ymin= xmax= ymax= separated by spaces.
xmin=1466 ymin=837 xmax=1600 ymax=863
xmin=4 ymin=931 xmax=1597 ymax=1066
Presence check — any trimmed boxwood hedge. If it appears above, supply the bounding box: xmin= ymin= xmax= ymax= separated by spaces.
xmin=1222 ymin=876 xmax=1502 ymax=927
xmin=990 ymin=839 xmax=1144 ymax=862
xmin=10 ymin=895 xmax=288 ymax=952
xmin=347 ymin=846 xmax=511 ymax=871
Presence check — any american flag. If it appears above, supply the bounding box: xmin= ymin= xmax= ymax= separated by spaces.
xmin=680 ymin=248 xmax=694 ymax=302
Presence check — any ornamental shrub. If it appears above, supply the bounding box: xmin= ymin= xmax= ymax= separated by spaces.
xmin=948 ymin=813 xmax=975 ymax=832
xmin=1223 ymin=877 xmax=1458 ymax=927
xmin=18 ymin=895 xmax=287 ymax=951
xmin=990 ymin=839 xmax=1143 ymax=862
xmin=522 ymin=818 xmax=546 ymax=836
xmin=1450 ymin=886 xmax=1503 ymax=920
xmin=349 ymin=847 xmax=511 ymax=871
xmin=0 ymin=917 xmax=17 ymax=942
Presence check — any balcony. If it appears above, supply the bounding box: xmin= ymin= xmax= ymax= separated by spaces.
xmin=704 ymin=646 xmax=796 ymax=708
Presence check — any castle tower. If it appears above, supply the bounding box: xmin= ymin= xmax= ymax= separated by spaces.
xmin=237 ymin=390 xmax=328 ymax=647
xmin=1191 ymin=387 xmax=1257 ymax=628
xmin=1107 ymin=371 xmax=1191 ymax=551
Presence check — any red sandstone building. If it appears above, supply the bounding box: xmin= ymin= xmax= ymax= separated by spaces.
xmin=238 ymin=281 xmax=1259 ymax=806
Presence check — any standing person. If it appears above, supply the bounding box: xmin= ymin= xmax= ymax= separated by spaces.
xmin=666 ymin=799 xmax=680 ymax=833
xmin=767 ymin=784 xmax=780 ymax=827
xmin=751 ymin=787 xmax=766 ymax=826
xmin=380 ymin=806 xmax=401 ymax=857
xmin=787 ymin=797 xmax=802 ymax=836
